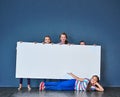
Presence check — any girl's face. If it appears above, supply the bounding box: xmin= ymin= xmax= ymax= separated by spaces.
xmin=60 ymin=34 xmax=67 ymax=43
xmin=44 ymin=37 xmax=51 ymax=44
xmin=90 ymin=76 xmax=98 ymax=85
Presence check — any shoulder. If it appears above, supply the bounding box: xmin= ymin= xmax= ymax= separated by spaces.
xmin=83 ymin=78 xmax=90 ymax=82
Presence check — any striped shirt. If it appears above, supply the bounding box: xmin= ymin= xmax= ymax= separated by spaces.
xmin=74 ymin=78 xmax=96 ymax=91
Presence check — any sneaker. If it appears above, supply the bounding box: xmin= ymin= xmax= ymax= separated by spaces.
xmin=39 ymin=82 xmax=45 ymax=91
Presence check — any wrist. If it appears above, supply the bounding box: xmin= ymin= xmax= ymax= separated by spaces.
xmin=95 ymin=82 xmax=99 ymax=85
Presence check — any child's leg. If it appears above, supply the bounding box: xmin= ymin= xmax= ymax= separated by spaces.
xmin=60 ymin=79 xmax=76 ymax=87
xmin=45 ymin=86 xmax=61 ymax=90
xmin=58 ymin=79 xmax=76 ymax=90
xmin=40 ymin=81 xmax=61 ymax=91
xmin=27 ymin=78 xmax=30 ymax=85
xmin=20 ymin=78 xmax=23 ymax=84
xmin=18 ymin=78 xmax=23 ymax=91
xmin=27 ymin=78 xmax=31 ymax=91
xmin=45 ymin=85 xmax=74 ymax=91
xmin=44 ymin=81 xmax=63 ymax=90
xmin=45 ymin=79 xmax=76 ymax=91
xmin=45 ymin=81 xmax=61 ymax=86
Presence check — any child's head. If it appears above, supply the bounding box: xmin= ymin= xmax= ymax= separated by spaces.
xmin=90 ymin=75 xmax=99 ymax=85
xmin=80 ymin=41 xmax=86 ymax=45
xmin=43 ymin=36 xmax=52 ymax=44
xmin=59 ymin=32 xmax=68 ymax=44
xmin=86 ymin=75 xmax=100 ymax=91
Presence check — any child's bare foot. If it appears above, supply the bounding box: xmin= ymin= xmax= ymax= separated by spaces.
xmin=18 ymin=87 xmax=22 ymax=91
xmin=18 ymin=84 xmax=22 ymax=91
xmin=27 ymin=85 xmax=31 ymax=91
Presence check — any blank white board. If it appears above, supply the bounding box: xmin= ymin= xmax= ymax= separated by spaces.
xmin=16 ymin=42 xmax=101 ymax=79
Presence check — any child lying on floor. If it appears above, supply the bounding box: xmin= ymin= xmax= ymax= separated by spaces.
xmin=39 ymin=73 xmax=104 ymax=92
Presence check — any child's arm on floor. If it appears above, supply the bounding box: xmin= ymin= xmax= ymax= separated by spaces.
xmin=95 ymin=82 xmax=104 ymax=92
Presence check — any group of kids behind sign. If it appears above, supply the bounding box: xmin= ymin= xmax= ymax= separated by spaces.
xmin=18 ymin=32 xmax=104 ymax=92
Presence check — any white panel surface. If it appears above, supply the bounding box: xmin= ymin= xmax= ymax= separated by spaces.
xmin=16 ymin=42 xmax=101 ymax=79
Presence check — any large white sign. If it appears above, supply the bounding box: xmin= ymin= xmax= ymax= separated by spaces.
xmin=16 ymin=42 xmax=101 ymax=79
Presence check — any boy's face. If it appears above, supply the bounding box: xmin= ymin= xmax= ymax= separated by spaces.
xmin=45 ymin=37 xmax=51 ymax=44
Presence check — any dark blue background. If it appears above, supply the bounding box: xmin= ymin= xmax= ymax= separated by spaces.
xmin=0 ymin=0 xmax=120 ymax=87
